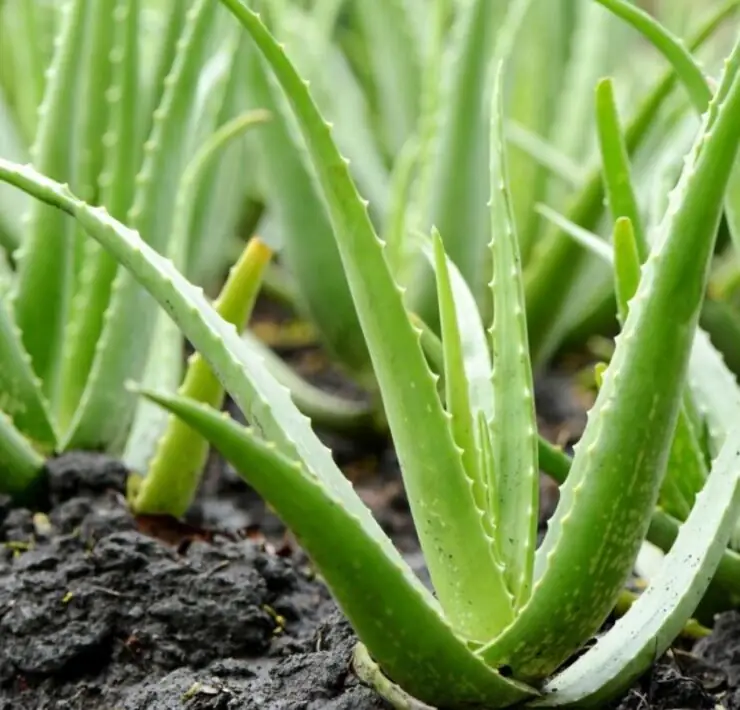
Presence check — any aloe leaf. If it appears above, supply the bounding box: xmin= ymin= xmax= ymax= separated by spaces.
xmin=648 ymin=509 xmax=740 ymax=611
xmin=593 ymin=0 xmax=740 ymax=260
xmin=242 ymin=331 xmax=378 ymax=436
xmin=481 ymin=41 xmax=740 ymax=680
xmin=141 ymin=0 xmax=187 ymax=140
xmin=524 ymin=0 xmax=738 ymax=364
xmin=185 ymin=37 xmax=256 ymax=283
xmin=355 ymin=0 xmax=421 ymax=158
xmin=428 ymin=232 xmax=491 ymax=529
xmin=542 ymin=210 xmax=709 ymax=521
xmin=382 ymin=136 xmax=419 ymax=281
xmin=408 ymin=0 xmax=505 ymax=326
xmin=595 ymin=78 xmax=647 ymax=260
xmin=124 ymin=107 xmax=270 ymax=472
xmin=11 ymin=0 xmax=88 ymax=405
xmin=506 ymin=0 xmax=571 ymax=261
xmin=57 ymin=0 xmax=140 ymax=430
xmin=0 ymin=296 xmax=56 ymax=450
xmin=506 ymin=122 xmax=585 ymax=190
xmin=222 ymin=0 xmax=521 ymax=641
xmin=423 ymin=237 xmax=494 ymax=423
xmin=538 ymin=432 xmax=740 ymax=708
xmin=66 ymin=0 xmax=220 ymax=451
xmin=545 ymin=2 xmax=614 ymax=209
xmin=0 ymin=86 xmax=28 ymax=252
xmin=135 ymin=390 xmax=535 ymax=709
xmin=612 ymin=218 xmax=641 ymax=324
xmin=0 ymin=0 xmax=45 ymax=145
xmin=243 ymin=40 xmax=372 ymax=380
xmin=134 ymin=238 xmax=272 ymax=517
xmin=536 ymin=204 xmax=613 ymax=263
xmin=0 ymin=412 xmax=45 ymax=498
xmin=488 ymin=63 xmax=539 ymax=607
xmin=403 ymin=0 xmax=447 ymax=246
xmin=72 ymin=0 xmax=117 ymax=283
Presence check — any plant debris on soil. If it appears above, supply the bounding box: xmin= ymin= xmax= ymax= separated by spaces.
xmin=2 ymin=358 xmax=740 ymax=709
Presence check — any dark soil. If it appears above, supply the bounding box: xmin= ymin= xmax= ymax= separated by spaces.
xmin=2 ymin=357 xmax=740 ymax=708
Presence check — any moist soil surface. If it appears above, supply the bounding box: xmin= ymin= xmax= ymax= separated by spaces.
xmin=2 ymin=349 xmax=740 ymax=709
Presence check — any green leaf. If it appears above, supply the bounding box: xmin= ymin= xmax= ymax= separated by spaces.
xmin=57 ymin=0 xmax=140 ymax=430
xmin=481 ymin=36 xmax=740 ymax=680
xmin=0 ymin=411 xmax=45 ymax=498
xmin=244 ymin=40 xmax=372 ymax=379
xmin=355 ymin=0 xmax=421 ymax=158
xmin=134 ymin=237 xmax=272 ymax=517
xmin=0 ymin=85 xmax=28 ymax=252
xmin=135 ymin=390 xmax=535 ymax=709
xmin=408 ymin=0 xmax=506 ymax=326
xmin=595 ymin=78 xmax=647 ymax=260
xmin=241 ymin=331 xmax=379 ymax=436
xmin=12 ymin=0 xmax=88 ymax=405
xmin=612 ymin=217 xmax=641 ymax=324
xmin=0 ymin=296 xmax=56 ymax=450
xmin=537 ymin=431 xmax=740 ymax=708
xmin=488 ymin=62 xmax=538 ymax=608
xmin=65 ymin=0 xmax=221 ymax=451
xmin=218 ymin=0 xmax=510 ymax=643
xmin=524 ymin=0 xmax=738 ymax=365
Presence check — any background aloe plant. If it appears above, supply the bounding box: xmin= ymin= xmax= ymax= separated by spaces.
xmin=0 ymin=0 xmax=273 ymax=494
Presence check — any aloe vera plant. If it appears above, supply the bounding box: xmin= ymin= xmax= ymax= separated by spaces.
xmin=0 ymin=0 xmax=270 ymax=496
xmin=1 ymin=1 xmax=740 ymax=706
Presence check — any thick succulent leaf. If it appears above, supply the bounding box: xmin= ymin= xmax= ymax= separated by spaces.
xmin=218 ymin=0 xmax=511 ymax=642
xmin=57 ymin=0 xmax=140 ymax=430
xmin=11 ymin=0 xmax=88 ymax=404
xmin=523 ymin=1 xmax=738 ymax=364
xmin=648 ymin=509 xmax=740 ymax=611
xmin=480 ymin=43 xmax=740 ymax=680
xmin=71 ymin=0 xmax=117 ymax=283
xmin=425 ymin=233 xmax=499 ymax=552
xmin=542 ymin=204 xmax=714 ymax=523
xmin=402 ymin=0 xmax=447 ymax=252
xmin=594 ymin=0 xmax=740 ymax=261
xmin=276 ymin=5 xmax=390 ymax=219
xmin=506 ymin=122 xmax=585 ymax=190
xmin=66 ymin=0 xmax=221 ymax=451
xmin=134 ymin=238 xmax=272 ymax=517
xmin=122 ymin=310 xmax=182 ymax=475
xmin=355 ymin=0 xmax=421 ymax=158
xmin=408 ymin=0 xmax=505 ymax=326
xmin=595 ymin=78 xmax=647 ymax=260
xmin=431 ymin=231 xmax=482 ymax=483
xmin=186 ymin=36 xmax=256 ymax=283
xmin=0 ymin=411 xmax=45 ymax=498
xmin=243 ymin=40 xmax=372 ymax=379
xmin=124 ymin=108 xmax=270 ymax=473
xmin=544 ymin=2 xmax=614 ymax=210
xmin=612 ymin=218 xmax=641 ymax=324
xmin=0 ymin=296 xmax=56 ymax=449
xmin=0 ymin=86 xmax=28 ymax=252
xmin=141 ymin=0 xmax=188 ymax=139
xmin=0 ymin=0 xmax=46 ymax=144
xmin=488 ymin=63 xmax=539 ymax=608
xmin=242 ymin=331 xmax=378 ymax=436
xmin=536 ymin=433 xmax=740 ymax=708
xmin=506 ymin=0 xmax=572 ymax=261
xmin=135 ymin=390 xmax=535 ymax=709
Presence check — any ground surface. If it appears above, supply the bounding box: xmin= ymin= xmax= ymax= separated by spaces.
xmin=2 ymin=361 xmax=740 ymax=709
